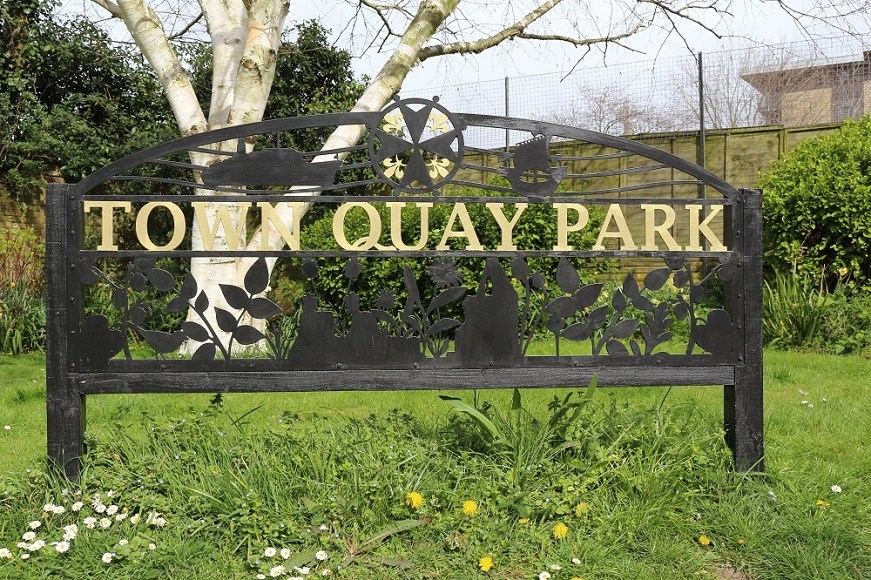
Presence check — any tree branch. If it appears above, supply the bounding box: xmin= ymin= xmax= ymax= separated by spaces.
xmin=168 ymin=11 xmax=204 ymax=40
xmin=228 ymin=0 xmax=290 ymax=127
xmin=117 ymin=0 xmax=206 ymax=136
xmin=199 ymin=0 xmax=247 ymax=128
xmin=90 ymin=0 xmax=122 ymax=18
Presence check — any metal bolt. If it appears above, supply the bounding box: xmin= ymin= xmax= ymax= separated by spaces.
xmin=69 ymin=297 xmax=75 ymax=303
xmin=412 ymin=363 xmax=418 ymax=369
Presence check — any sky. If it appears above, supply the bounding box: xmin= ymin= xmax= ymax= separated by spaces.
xmin=58 ymin=0 xmax=871 ymax=104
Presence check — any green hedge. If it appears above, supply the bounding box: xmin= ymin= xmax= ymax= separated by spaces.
xmin=287 ymin=185 xmax=611 ymax=313
xmin=759 ymin=116 xmax=871 ymax=289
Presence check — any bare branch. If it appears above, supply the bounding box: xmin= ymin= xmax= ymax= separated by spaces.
xmin=418 ymin=0 xmax=566 ymax=60
xmin=90 ymin=0 xmax=122 ymax=18
xmin=168 ymin=11 xmax=204 ymax=40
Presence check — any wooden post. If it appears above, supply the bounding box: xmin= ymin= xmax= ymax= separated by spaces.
xmin=724 ymin=188 xmax=764 ymax=471
xmin=45 ymin=183 xmax=85 ymax=480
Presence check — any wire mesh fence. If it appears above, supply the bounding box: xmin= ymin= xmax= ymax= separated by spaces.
xmin=406 ymin=35 xmax=871 ymax=150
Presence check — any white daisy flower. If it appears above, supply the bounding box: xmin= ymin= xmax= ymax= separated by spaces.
xmin=28 ymin=521 xmax=41 ymax=530
xmin=831 ymin=485 xmax=843 ymax=493
xmin=100 ymin=518 xmax=112 ymax=529
xmin=22 ymin=531 xmax=36 ymax=541
xmin=106 ymin=505 xmax=118 ymax=516
xmin=315 ymin=550 xmax=328 ymax=561
xmin=269 ymin=565 xmax=286 ymax=577
xmin=118 ymin=539 xmax=129 ymax=546
xmin=71 ymin=502 xmax=84 ymax=512
xmin=0 ymin=548 xmax=12 ymax=559
xmin=264 ymin=547 xmax=277 ymax=558
xmin=55 ymin=541 xmax=70 ymax=554
xmin=83 ymin=517 xmax=97 ymax=529
xmin=101 ymin=552 xmax=114 ymax=564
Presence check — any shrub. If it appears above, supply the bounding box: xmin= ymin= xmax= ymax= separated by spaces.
xmin=296 ymin=184 xmax=610 ymax=313
xmin=758 ymin=116 xmax=871 ymax=289
xmin=0 ymin=227 xmax=46 ymax=354
xmin=762 ymin=271 xmax=827 ymax=349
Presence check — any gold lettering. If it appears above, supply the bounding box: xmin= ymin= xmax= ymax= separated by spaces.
xmin=640 ymin=204 xmax=680 ymax=251
xmin=387 ymin=202 xmax=432 ymax=251
xmin=191 ymin=202 xmax=251 ymax=251
xmin=686 ymin=204 xmax=726 ymax=251
xmin=553 ymin=203 xmax=589 ymax=251
xmin=333 ymin=202 xmax=383 ymax=250
xmin=486 ymin=203 xmax=527 ymax=251
xmin=136 ymin=202 xmax=186 ymax=251
xmin=84 ymin=201 xmax=132 ymax=251
xmin=257 ymin=202 xmax=306 ymax=251
xmin=436 ymin=203 xmax=483 ymax=251
xmin=593 ymin=204 xmax=636 ymax=250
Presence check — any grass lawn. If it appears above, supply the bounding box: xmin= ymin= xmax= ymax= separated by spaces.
xmin=0 ymin=349 xmax=869 ymax=579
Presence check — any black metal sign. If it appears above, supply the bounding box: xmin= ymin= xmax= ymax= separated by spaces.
xmin=46 ymin=97 xmax=763 ymax=480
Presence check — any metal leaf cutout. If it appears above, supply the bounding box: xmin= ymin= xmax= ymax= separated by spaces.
xmin=244 ymin=257 xmax=270 ymax=295
xmin=220 ymin=284 xmax=250 ymax=310
xmin=215 ymin=308 xmax=237 ymax=333
xmin=556 ymin=258 xmax=580 ymax=293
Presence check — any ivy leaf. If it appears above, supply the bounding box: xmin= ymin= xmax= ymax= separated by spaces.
xmin=556 ymin=258 xmax=580 ymax=294
xmin=644 ymin=268 xmax=672 ymax=291
xmin=233 ymin=325 xmax=266 ymax=345
xmin=248 ymin=297 xmax=282 ymax=319
xmin=244 ymin=257 xmax=270 ymax=295
xmin=215 ymin=308 xmax=237 ymax=333
xmin=145 ymin=268 xmax=174 ymax=292
xmin=182 ymin=321 xmax=210 ymax=342
xmin=220 ymin=284 xmax=250 ymax=310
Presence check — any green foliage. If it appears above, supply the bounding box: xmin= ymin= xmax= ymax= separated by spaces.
xmin=0 ymin=227 xmax=45 ymax=354
xmin=758 ymin=116 xmax=871 ymax=289
xmin=296 ymin=184 xmax=610 ymax=313
xmin=762 ymin=270 xmax=871 ymax=355
xmin=1 ymin=0 xmax=176 ymax=196
xmin=762 ymin=271 xmax=828 ymax=349
xmin=1 ymin=350 xmax=871 ymax=577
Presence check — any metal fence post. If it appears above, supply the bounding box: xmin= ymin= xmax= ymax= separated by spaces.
xmin=725 ymin=188 xmax=764 ymax=471
xmin=45 ymin=182 xmax=85 ymax=480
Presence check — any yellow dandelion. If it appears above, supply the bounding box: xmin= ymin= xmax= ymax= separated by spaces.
xmin=737 ymin=538 xmax=746 ymax=546
xmin=571 ymin=577 xmax=585 ymax=580
xmin=838 ymin=267 xmax=849 ymax=277
xmin=479 ymin=555 xmax=494 ymax=572
xmin=553 ymin=522 xmax=569 ymax=539
xmin=816 ymin=499 xmax=831 ymax=508
xmin=574 ymin=502 xmax=589 ymax=517
xmin=518 ymin=517 xmax=530 ymax=525
xmin=406 ymin=491 xmax=424 ymax=509
xmin=462 ymin=500 xmax=478 ymax=517
xmin=697 ymin=534 xmax=711 ymax=546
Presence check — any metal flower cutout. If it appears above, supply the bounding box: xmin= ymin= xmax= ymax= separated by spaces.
xmin=370 ymin=96 xmax=464 ymax=192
